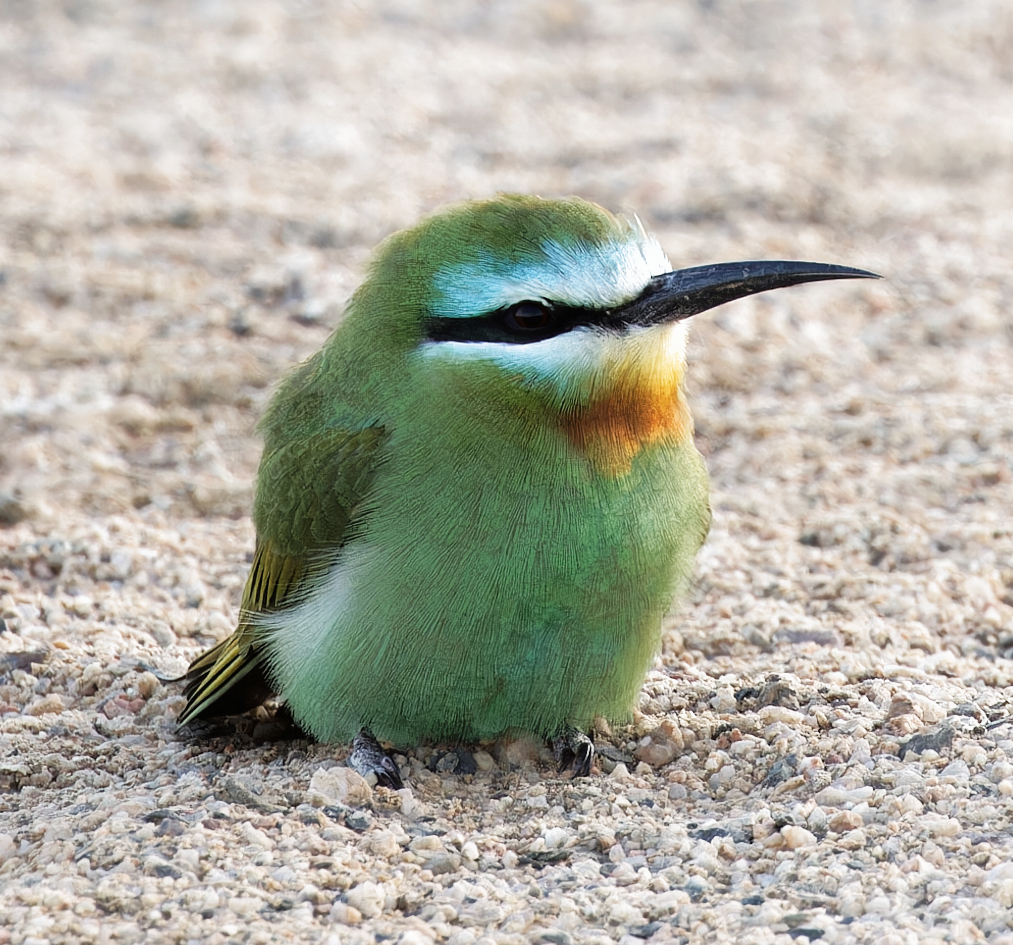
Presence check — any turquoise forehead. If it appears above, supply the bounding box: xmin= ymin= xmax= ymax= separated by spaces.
xmin=431 ymin=232 xmax=671 ymax=318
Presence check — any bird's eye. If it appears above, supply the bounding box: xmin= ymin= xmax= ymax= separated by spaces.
xmin=503 ymin=301 xmax=553 ymax=333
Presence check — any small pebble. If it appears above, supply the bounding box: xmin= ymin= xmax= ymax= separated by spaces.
xmin=781 ymin=826 xmax=817 ymax=849
xmin=329 ymin=902 xmax=363 ymax=925
xmin=828 ymin=810 xmax=864 ymax=833
xmin=346 ymin=881 xmax=384 ymax=919
xmin=310 ymin=767 xmax=372 ymax=807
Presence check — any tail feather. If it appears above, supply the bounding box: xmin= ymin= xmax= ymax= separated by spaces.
xmin=177 ymin=624 xmax=275 ymax=725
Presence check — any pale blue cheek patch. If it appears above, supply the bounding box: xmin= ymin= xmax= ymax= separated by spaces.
xmin=417 ymin=328 xmax=602 ymax=380
xmin=431 ymin=233 xmax=671 ymax=319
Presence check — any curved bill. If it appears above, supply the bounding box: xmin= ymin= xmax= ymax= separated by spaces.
xmin=614 ymin=261 xmax=880 ymax=328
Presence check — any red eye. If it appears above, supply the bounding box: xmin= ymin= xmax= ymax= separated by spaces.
xmin=504 ymin=301 xmax=552 ymax=332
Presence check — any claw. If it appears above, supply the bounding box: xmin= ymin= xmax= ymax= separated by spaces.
xmin=552 ymin=726 xmax=595 ymax=778
xmin=348 ymin=728 xmax=404 ymax=789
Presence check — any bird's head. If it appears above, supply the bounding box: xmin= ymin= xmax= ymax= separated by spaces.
xmin=340 ymin=195 xmax=877 ymax=474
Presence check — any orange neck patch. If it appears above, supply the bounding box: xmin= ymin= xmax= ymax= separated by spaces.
xmin=559 ymin=366 xmax=690 ymax=476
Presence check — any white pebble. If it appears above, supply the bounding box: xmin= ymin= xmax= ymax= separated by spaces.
xmin=174 ymin=848 xmax=200 ymax=872
xmin=988 ymin=760 xmax=1013 ymax=783
xmin=938 ymin=759 xmax=970 ymax=783
xmin=781 ymin=825 xmax=817 ymax=849
xmin=983 ymin=863 xmax=1013 ymax=908
xmin=241 ymin=823 xmax=274 ymax=850
xmin=368 ymin=830 xmax=401 ymax=858
xmin=398 ymin=931 xmax=436 ymax=945
xmin=543 ymin=827 xmax=569 ymax=850
xmin=837 ymin=828 xmax=867 ymax=851
xmin=608 ymin=899 xmax=644 ymax=926
xmin=310 ymin=766 xmax=372 ymax=806
xmin=346 ymin=880 xmax=385 ymax=919
xmin=329 ymin=903 xmax=362 ymax=925
xmin=227 ymin=896 xmax=262 ymax=916
xmin=922 ymin=814 xmax=961 ymax=838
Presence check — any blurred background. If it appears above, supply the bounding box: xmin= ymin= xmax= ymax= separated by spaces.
xmin=1 ymin=0 xmax=1011 ymax=690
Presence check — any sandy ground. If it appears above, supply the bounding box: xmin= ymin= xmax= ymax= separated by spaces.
xmin=2 ymin=1 xmax=1013 ymax=943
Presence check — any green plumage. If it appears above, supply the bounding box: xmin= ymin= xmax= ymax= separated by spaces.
xmin=181 ymin=194 xmax=713 ymax=745
xmin=273 ymin=363 xmax=707 ymax=744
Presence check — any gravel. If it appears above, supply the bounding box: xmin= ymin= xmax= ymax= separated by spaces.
xmin=2 ymin=1 xmax=1013 ymax=943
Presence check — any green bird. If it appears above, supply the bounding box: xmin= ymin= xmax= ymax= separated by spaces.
xmin=178 ymin=194 xmax=876 ymax=779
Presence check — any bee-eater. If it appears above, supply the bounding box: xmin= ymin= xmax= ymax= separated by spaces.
xmin=178 ymin=194 xmax=876 ymax=778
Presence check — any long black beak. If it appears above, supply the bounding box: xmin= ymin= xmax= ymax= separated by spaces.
xmin=614 ymin=261 xmax=880 ymax=328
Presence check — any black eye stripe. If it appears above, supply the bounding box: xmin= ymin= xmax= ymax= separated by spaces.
xmin=426 ymin=300 xmax=606 ymax=345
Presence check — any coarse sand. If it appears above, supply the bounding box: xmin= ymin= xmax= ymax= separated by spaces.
xmin=2 ymin=2 xmax=1013 ymax=943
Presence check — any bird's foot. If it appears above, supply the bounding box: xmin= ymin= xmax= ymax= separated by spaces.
xmin=552 ymin=725 xmax=595 ymax=778
xmin=348 ymin=728 xmax=404 ymax=789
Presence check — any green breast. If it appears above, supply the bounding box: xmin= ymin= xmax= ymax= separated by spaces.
xmin=281 ymin=357 xmax=710 ymax=745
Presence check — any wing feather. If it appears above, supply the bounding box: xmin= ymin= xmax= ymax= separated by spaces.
xmin=178 ymin=426 xmax=384 ymax=725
